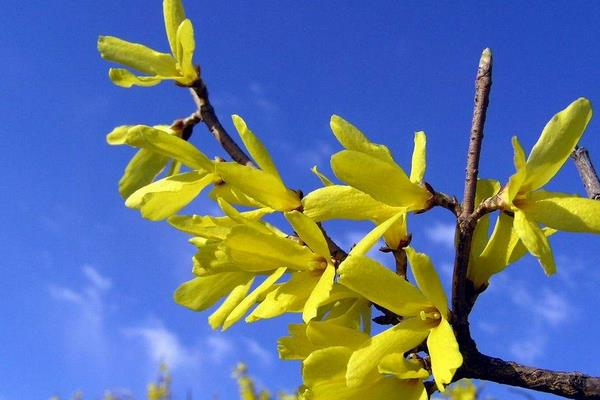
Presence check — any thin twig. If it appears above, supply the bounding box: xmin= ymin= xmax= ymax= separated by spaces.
xmin=189 ymin=79 xmax=255 ymax=166
xmin=170 ymin=110 xmax=201 ymax=141
xmin=451 ymin=48 xmax=493 ymax=324
xmin=461 ymin=48 xmax=493 ymax=216
xmin=571 ymin=146 xmax=600 ymax=199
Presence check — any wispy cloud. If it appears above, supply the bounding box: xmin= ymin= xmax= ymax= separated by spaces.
xmin=249 ymin=82 xmax=279 ymax=114
xmin=425 ymin=222 xmax=456 ymax=249
xmin=205 ymin=334 xmax=235 ymax=364
xmin=291 ymin=141 xmax=334 ymax=170
xmin=82 ymin=264 xmax=112 ymax=290
xmin=47 ymin=265 xmax=113 ymax=366
xmin=510 ymin=285 xmax=571 ymax=326
xmin=509 ymin=335 xmax=547 ymax=365
xmin=125 ymin=321 xmax=200 ymax=370
xmin=243 ymin=337 xmax=274 ymax=367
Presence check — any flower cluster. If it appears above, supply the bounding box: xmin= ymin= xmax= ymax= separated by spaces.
xmin=99 ymin=1 xmax=597 ymax=398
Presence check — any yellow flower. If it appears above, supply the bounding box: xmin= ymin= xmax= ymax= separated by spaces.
xmin=107 ymin=124 xmax=216 ymax=220
xmin=327 ymin=115 xmax=432 ymax=212
xmin=499 ymin=98 xmax=597 ymax=275
xmin=278 ymin=300 xmax=427 ymax=400
xmin=174 ymin=200 xmax=347 ymax=329
xmin=338 ymin=236 xmax=462 ymax=391
xmin=303 ymin=115 xmax=428 ymax=248
xmin=214 ymin=115 xmax=302 ymax=211
xmin=98 ymin=0 xmax=198 ymax=87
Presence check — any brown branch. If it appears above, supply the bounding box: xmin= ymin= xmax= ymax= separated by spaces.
xmin=459 ymin=349 xmax=600 ymax=400
xmin=428 ymin=188 xmax=461 ymax=217
xmin=461 ymin=48 xmax=493 ymax=217
xmin=571 ymin=146 xmax=600 ymax=199
xmin=189 ymin=78 xmax=255 ymax=167
xmin=451 ymin=48 xmax=493 ymax=323
xmin=170 ymin=110 xmax=201 ymax=141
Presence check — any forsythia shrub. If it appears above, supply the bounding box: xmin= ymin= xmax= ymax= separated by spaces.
xmin=98 ymin=1 xmax=598 ymax=399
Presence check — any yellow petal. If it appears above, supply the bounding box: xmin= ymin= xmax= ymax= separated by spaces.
xmin=338 ymin=255 xmax=430 ymax=317
xmin=107 ymin=125 xmax=213 ymax=171
xmin=311 ymin=166 xmax=335 ymax=186
xmin=306 ymin=347 xmax=425 ymax=400
xmin=125 ymin=171 xmax=213 ymax=221
xmin=222 ymin=267 xmax=287 ymax=330
xmin=163 ymin=0 xmax=186 ymax=55
xmin=306 ymin=320 xmax=370 ymax=350
xmin=304 ymin=346 xmax=352 ymax=387
xmin=216 ymin=198 xmax=275 ymax=235
xmin=285 ymin=211 xmax=331 ymax=259
xmin=225 ymin=226 xmax=316 ymax=272
xmin=405 ymin=247 xmax=449 ymax=319
xmin=410 ymin=131 xmax=426 ymax=183
xmin=246 ymin=271 xmax=318 ymax=322
xmin=208 ymin=277 xmax=255 ymax=329
xmin=216 ymin=162 xmax=301 ymax=211
xmin=513 ymin=210 xmax=556 ymax=275
xmin=521 ymin=190 xmax=600 ymax=233
xmin=428 ymin=318 xmax=463 ymax=392
xmin=209 ymin=183 xmax=265 ymax=208
xmin=303 ymin=264 xmax=336 ymax=322
xmin=118 ymin=149 xmax=170 ymax=199
xmin=378 ymin=354 xmax=430 ymax=380
xmin=330 ymin=115 xmax=394 ymax=163
xmin=278 ymin=324 xmax=313 ymax=360
xmin=303 ymin=185 xmax=404 ymax=222
xmin=320 ymin=296 xmax=371 ymax=332
xmin=350 ymin=212 xmax=406 ymax=256
xmin=523 ymin=98 xmax=593 ymax=192
xmin=168 ymin=208 xmax=271 ymax=237
xmin=470 ymin=179 xmax=501 ymax=261
xmin=232 ymin=115 xmax=281 ymax=179
xmin=469 ymin=212 xmax=515 ymax=288
xmin=502 ymin=137 xmax=528 ymax=205
xmin=173 ymin=272 xmax=252 ymax=311
xmin=98 ymin=36 xmax=178 ymax=76
xmin=331 ymin=150 xmax=431 ymax=210
xmin=107 ymin=68 xmax=164 ymax=88
xmin=175 ymin=19 xmax=198 ymax=84
xmin=346 ymin=318 xmax=430 ymax=387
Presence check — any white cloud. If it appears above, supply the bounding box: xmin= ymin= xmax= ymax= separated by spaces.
xmin=510 ymin=285 xmax=571 ymax=326
xmin=291 ymin=141 xmax=333 ymax=169
xmin=82 ymin=264 xmax=112 ymax=291
xmin=243 ymin=338 xmax=274 ymax=367
xmin=47 ymin=265 xmax=112 ymax=366
xmin=509 ymin=335 xmax=547 ymax=365
xmin=425 ymin=222 xmax=456 ymax=249
xmin=48 ymin=285 xmax=83 ymax=304
xmin=249 ymin=82 xmax=278 ymax=114
xmin=205 ymin=335 xmax=235 ymax=364
xmin=476 ymin=321 xmax=499 ymax=335
xmin=125 ymin=322 xmax=199 ymax=370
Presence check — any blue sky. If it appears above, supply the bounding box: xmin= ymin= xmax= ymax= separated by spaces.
xmin=2 ymin=1 xmax=600 ymax=399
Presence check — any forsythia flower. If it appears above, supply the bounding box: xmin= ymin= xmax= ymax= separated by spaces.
xmin=499 ymin=98 xmax=598 ymax=275
xmin=214 ymin=115 xmax=302 ymax=211
xmin=107 ymin=124 xmax=216 ymax=220
xmin=98 ymin=0 xmax=198 ymax=87
xmin=278 ymin=300 xmax=428 ymax=400
xmin=338 ymin=233 xmax=462 ymax=391
xmin=173 ymin=199 xmax=343 ymax=329
xmin=303 ymin=115 xmax=427 ymax=248
xmin=327 ymin=115 xmax=432 ymax=212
